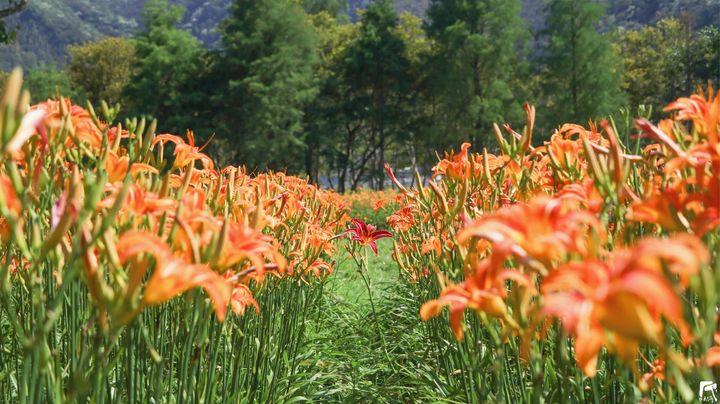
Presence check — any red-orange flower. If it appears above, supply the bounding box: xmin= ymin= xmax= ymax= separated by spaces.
xmin=32 ymin=99 xmax=103 ymax=149
xmin=0 ymin=175 xmax=22 ymax=241
xmin=213 ymin=222 xmax=286 ymax=276
xmin=664 ymin=86 xmax=720 ymax=143
xmin=433 ymin=143 xmax=472 ymax=180
xmin=347 ymin=218 xmax=392 ymax=255
xmin=229 ymin=282 xmax=259 ymax=316
xmin=387 ymin=205 xmax=417 ymax=232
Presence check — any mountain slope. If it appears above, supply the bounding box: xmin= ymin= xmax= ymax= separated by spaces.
xmin=0 ymin=0 xmax=229 ymax=69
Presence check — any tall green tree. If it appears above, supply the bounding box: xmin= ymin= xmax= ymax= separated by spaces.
xmin=301 ymin=11 xmax=353 ymax=185
xmin=303 ymin=0 xmax=347 ymax=17
xmin=67 ymin=37 xmax=136 ymax=105
xmin=424 ymin=0 xmax=528 ymax=149
xmin=342 ymin=1 xmax=410 ymax=189
xmin=216 ymin=0 xmax=320 ymax=171
xmin=123 ymin=0 xmax=205 ymax=133
xmin=616 ymin=18 xmax=691 ymax=113
xmin=540 ymin=0 xmax=625 ymax=127
xmin=689 ymin=25 xmax=720 ymax=91
xmin=25 ymin=66 xmax=78 ymax=102
xmin=617 ymin=18 xmax=719 ymax=116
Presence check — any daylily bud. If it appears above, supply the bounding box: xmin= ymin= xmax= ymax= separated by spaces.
xmin=4 ymin=108 xmax=46 ymax=155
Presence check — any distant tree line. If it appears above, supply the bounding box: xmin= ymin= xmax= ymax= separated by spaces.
xmin=6 ymin=0 xmax=719 ymax=191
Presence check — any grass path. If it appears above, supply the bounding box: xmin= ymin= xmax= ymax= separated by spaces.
xmin=298 ymin=239 xmax=453 ymax=403
xmin=325 ymin=238 xmax=398 ymax=304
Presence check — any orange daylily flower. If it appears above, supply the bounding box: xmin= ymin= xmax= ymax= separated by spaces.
xmin=627 ymin=234 xmax=708 ymax=287
xmin=373 ymin=198 xmax=389 ymax=211
xmin=706 ymin=347 xmax=720 ymax=367
xmin=100 ymin=184 xmax=176 ymax=228
xmin=664 ymin=86 xmax=720 ymax=143
xmin=213 ymin=222 xmax=285 ymax=275
xmin=626 ymin=191 xmax=690 ymax=232
xmin=545 ymin=133 xmax=584 ymax=177
xmin=153 ymin=130 xmax=214 ymax=169
xmin=32 ymin=99 xmax=104 ymax=149
xmin=458 ymin=195 xmax=603 ymax=269
xmin=387 ymin=205 xmax=417 ymax=232
xmin=116 ymin=230 xmax=231 ymax=322
xmin=556 ymin=179 xmax=603 ymax=214
xmin=640 ymin=358 xmax=665 ymax=390
xmin=228 ymin=282 xmax=259 ymax=316
xmin=306 ymin=258 xmax=333 ymax=278
xmin=433 ymin=142 xmax=472 ymax=180
xmin=105 ymin=151 xmax=159 ymax=183
xmin=420 ymin=254 xmax=534 ymax=339
xmin=628 ymin=128 xmax=720 ymax=235
xmin=542 ymin=241 xmax=693 ymax=377
xmin=0 ymin=175 xmax=22 ymax=241
xmin=421 ymin=236 xmax=442 ymax=256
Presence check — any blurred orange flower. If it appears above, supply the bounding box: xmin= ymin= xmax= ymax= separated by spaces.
xmin=116 ymin=230 xmax=231 ymax=322
xmin=542 ymin=240 xmax=694 ymax=376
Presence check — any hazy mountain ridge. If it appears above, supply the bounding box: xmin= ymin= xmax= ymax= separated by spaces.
xmin=0 ymin=0 xmax=717 ymax=70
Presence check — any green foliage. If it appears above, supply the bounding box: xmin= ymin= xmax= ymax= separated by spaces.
xmin=302 ymin=242 xmax=442 ymax=402
xmin=303 ymin=0 xmax=348 ymax=17
xmin=617 ymin=18 xmax=719 ymax=115
xmin=67 ymin=37 xmax=136 ymax=104
xmin=24 ymin=65 xmax=79 ymax=102
xmin=215 ymin=0 xmax=320 ymax=170
xmin=693 ymin=26 xmax=720 ymax=88
xmin=123 ymin=0 xmax=205 ymax=133
xmin=539 ymin=0 xmax=625 ymax=127
xmin=425 ymin=0 xmax=528 ymax=149
xmin=0 ymin=20 xmax=16 ymax=44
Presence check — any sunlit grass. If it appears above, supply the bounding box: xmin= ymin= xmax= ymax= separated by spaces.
xmin=327 ymin=238 xmax=398 ymax=304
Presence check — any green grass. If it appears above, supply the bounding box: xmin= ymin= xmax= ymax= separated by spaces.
xmin=326 ymin=238 xmax=399 ymax=304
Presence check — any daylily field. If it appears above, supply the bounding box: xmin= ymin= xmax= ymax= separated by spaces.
xmin=1 ymin=68 xmax=720 ymax=403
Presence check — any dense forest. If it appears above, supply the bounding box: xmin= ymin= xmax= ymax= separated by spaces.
xmin=0 ymin=0 xmax=717 ymax=69
xmin=0 ymin=0 xmax=718 ymax=190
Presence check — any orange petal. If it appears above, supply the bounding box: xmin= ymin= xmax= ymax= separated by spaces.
xmin=574 ymin=327 xmax=605 ymax=377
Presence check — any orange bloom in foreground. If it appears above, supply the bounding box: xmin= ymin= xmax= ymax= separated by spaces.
xmin=0 ymin=175 xmax=22 ymax=241
xmin=664 ymin=86 xmax=720 ymax=143
xmin=32 ymin=99 xmax=103 ymax=149
xmin=458 ymin=195 xmax=603 ymax=269
xmin=213 ymin=222 xmax=285 ymax=276
xmin=116 ymin=231 xmax=231 ymax=322
xmin=420 ymin=252 xmax=535 ymax=339
xmin=541 ymin=238 xmax=699 ymax=376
